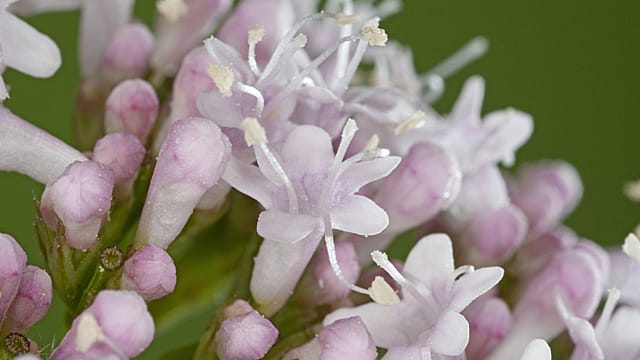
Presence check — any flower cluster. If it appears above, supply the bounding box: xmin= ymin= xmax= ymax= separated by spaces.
xmin=0 ymin=0 xmax=637 ymax=359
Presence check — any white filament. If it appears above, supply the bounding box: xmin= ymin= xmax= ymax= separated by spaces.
xmin=248 ymin=25 xmax=265 ymax=76
xmin=423 ymin=36 xmax=489 ymax=80
xmin=235 ymin=83 xmax=265 ymax=118
xmin=595 ymin=288 xmax=621 ymax=336
xmin=332 ymin=0 xmax=355 ymax=89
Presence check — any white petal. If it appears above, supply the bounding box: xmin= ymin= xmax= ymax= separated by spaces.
xmin=0 ymin=73 xmax=7 ymax=100
xmin=280 ymin=125 xmax=334 ymax=177
xmin=251 ymin=232 xmax=322 ymax=316
xmin=222 ymin=156 xmax=274 ymax=209
xmin=599 ymin=306 xmax=640 ymax=359
xmin=79 ymin=0 xmax=133 ymax=76
xmin=519 ymin=339 xmax=551 ymax=360
xmin=9 ymin=0 xmax=81 ymax=15
xmin=449 ymin=76 xmax=485 ymax=125
xmin=338 ymin=156 xmax=401 ymax=195
xmin=382 ymin=346 xmax=427 ymax=360
xmin=404 ymin=234 xmax=454 ymax=286
xmin=450 ymin=267 xmax=504 ymax=312
xmin=257 ymin=210 xmax=321 ymax=243
xmin=330 ymin=195 xmax=389 ymax=236
xmin=0 ymin=108 xmax=87 ymax=183
xmin=429 ymin=310 xmax=469 ymax=356
xmin=0 ymin=12 xmax=61 ymax=77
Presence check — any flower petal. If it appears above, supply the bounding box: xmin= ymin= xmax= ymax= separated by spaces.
xmin=404 ymin=234 xmax=454 ymax=286
xmin=338 ymin=156 xmax=401 ymax=195
xmin=9 ymin=0 xmax=81 ymax=15
xmin=429 ymin=310 xmax=469 ymax=356
xmin=450 ymin=267 xmax=504 ymax=312
xmin=330 ymin=195 xmax=388 ymax=236
xmin=449 ymin=76 xmax=484 ymax=125
xmin=0 ymin=12 xmax=61 ymax=77
xmin=222 ymin=156 xmax=274 ymax=209
xmin=257 ymin=210 xmax=321 ymax=243
xmin=280 ymin=125 xmax=334 ymax=177
xmin=251 ymin=231 xmax=322 ymax=316
xmin=382 ymin=346 xmax=427 ymax=360
xmin=519 ymin=339 xmax=551 ymax=360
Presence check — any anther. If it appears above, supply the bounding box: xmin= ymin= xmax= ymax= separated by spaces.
xmin=395 ymin=111 xmax=427 ymax=135
xmin=336 ymin=12 xmax=361 ymax=26
xmin=623 ymin=233 xmax=640 ymax=262
xmin=241 ymin=117 xmax=268 ymax=146
xmin=361 ymin=25 xmax=388 ymax=47
xmin=206 ymin=64 xmax=234 ymax=97
xmin=156 ymin=0 xmax=188 ymax=23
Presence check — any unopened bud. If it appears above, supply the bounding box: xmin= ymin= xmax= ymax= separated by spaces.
xmin=104 ymin=79 xmax=159 ymax=143
xmin=103 ymin=23 xmax=154 ymax=83
xmin=121 ymin=245 xmax=176 ymax=301
xmin=5 ymin=266 xmax=52 ymax=332
xmin=215 ymin=310 xmax=278 ymax=360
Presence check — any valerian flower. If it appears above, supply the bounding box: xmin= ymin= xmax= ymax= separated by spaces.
xmin=325 ymin=234 xmax=504 ymax=359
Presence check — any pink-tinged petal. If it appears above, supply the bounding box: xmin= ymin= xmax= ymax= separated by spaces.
xmin=222 ymin=156 xmax=274 ymax=209
xmin=0 ymin=12 xmax=61 ymax=77
xmin=217 ymin=0 xmax=295 ymax=67
xmin=257 ymin=210 xmax=321 ymax=243
xmin=203 ymin=36 xmax=255 ymax=83
xmin=450 ymin=267 xmax=504 ymax=312
xmin=280 ymin=125 xmax=334 ymax=178
xmin=92 ymin=132 xmax=145 ymax=187
xmin=564 ymin=316 xmax=603 ymax=359
xmin=404 ymin=234 xmax=454 ymax=287
xmin=324 ymin=298 xmax=424 ymax=348
xmin=449 ymin=76 xmax=484 ymax=125
xmin=215 ymin=310 xmax=279 ymax=360
xmin=79 ymin=0 xmax=134 ymax=77
xmin=0 ymin=108 xmax=87 ymax=184
xmin=135 ymin=118 xmax=230 ymax=249
xmin=429 ymin=310 xmax=469 ymax=356
xmin=196 ymin=89 xmax=245 ymax=129
xmin=330 ymin=195 xmax=389 ymax=236
xmin=152 ymin=0 xmax=232 ymax=76
xmin=519 ymin=339 xmax=551 ymax=360
xmin=9 ymin=0 xmax=80 ymax=15
xmin=464 ymin=297 xmax=512 ymax=360
xmin=5 ymin=265 xmax=52 ymax=331
xmin=0 ymin=233 xmax=27 ymax=321
xmin=599 ymin=307 xmax=640 ymax=359
xmin=472 ymin=108 xmax=533 ymax=169
xmin=448 ymin=165 xmax=509 ymax=226
xmin=338 ymin=156 xmax=401 ymax=195
xmin=317 ymin=317 xmax=377 ymax=360
xmin=251 ymin=231 xmax=323 ymax=316
xmin=376 ymin=143 xmax=461 ymax=233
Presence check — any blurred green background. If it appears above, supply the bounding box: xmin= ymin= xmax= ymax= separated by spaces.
xmin=1 ymin=0 xmax=638 ymax=357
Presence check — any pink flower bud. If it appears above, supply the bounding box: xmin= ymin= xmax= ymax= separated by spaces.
xmin=316 ymin=317 xmax=377 ymax=360
xmin=514 ymin=227 xmax=578 ymax=276
xmin=103 ymin=23 xmax=155 ymax=84
xmin=104 ymin=79 xmax=159 ymax=143
xmin=462 ymin=205 xmax=528 ymax=266
xmin=0 ymin=107 xmax=87 ymax=184
xmin=464 ymin=297 xmax=512 ymax=360
xmin=0 ymin=233 xmax=27 ymax=320
xmin=41 ymin=161 xmax=114 ymax=250
xmin=121 ymin=245 xmax=176 ymax=301
xmin=217 ymin=0 xmax=295 ymax=67
xmin=93 ymin=132 xmax=145 ymax=187
xmin=50 ymin=290 xmax=154 ymax=359
xmin=5 ymin=266 xmax=52 ymax=332
xmin=298 ymin=241 xmax=361 ymax=306
xmin=152 ymin=0 xmax=232 ymax=76
xmin=221 ymin=299 xmax=254 ymax=319
xmin=215 ymin=310 xmax=279 ymax=360
xmin=135 ymin=118 xmax=231 ymax=249
xmin=376 ymin=143 xmax=461 ymax=233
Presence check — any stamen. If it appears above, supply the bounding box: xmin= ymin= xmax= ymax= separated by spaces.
xmin=332 ymin=0 xmax=356 ymax=88
xmin=395 ymin=111 xmax=427 ymax=135
xmin=363 ymin=134 xmax=380 ymax=151
xmin=317 ymin=119 xmax=358 ymax=213
xmin=323 ymin=216 xmax=371 ymax=296
xmin=235 ymin=83 xmax=265 ymax=118
xmin=241 ymin=118 xmax=299 ymax=214
xmin=371 ymin=250 xmax=410 ymax=288
xmin=206 ymin=64 xmax=234 ymax=97
xmin=156 ymin=0 xmax=188 ymax=23
xmin=248 ymin=25 xmax=265 ymax=76
xmin=623 ymin=233 xmax=640 ymax=262
xmin=595 ymin=288 xmax=621 ymax=336
xmin=369 ymin=276 xmax=400 ymax=305
xmin=336 ymin=12 xmax=360 ymax=26
xmin=423 ymin=36 xmax=489 ymax=80
xmin=361 ymin=24 xmax=389 ymax=47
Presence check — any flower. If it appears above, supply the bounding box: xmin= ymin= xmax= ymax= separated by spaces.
xmin=325 ymin=233 xmax=504 ymax=358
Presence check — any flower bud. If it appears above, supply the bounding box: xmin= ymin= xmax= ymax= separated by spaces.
xmin=102 ymin=23 xmax=155 ymax=84
xmin=462 ymin=205 xmax=528 ymax=266
xmin=215 ymin=309 xmax=278 ymax=360
xmin=152 ymin=0 xmax=232 ymax=76
xmin=217 ymin=0 xmax=295 ymax=67
xmin=196 ymin=181 xmax=231 ymax=210
xmin=50 ymin=290 xmax=154 ymax=359
xmin=464 ymin=297 xmax=512 ymax=360
xmin=514 ymin=227 xmax=578 ymax=276
xmin=0 ymin=108 xmax=87 ymax=184
xmin=40 ymin=161 xmax=114 ymax=250
xmin=298 ymin=242 xmax=361 ymax=306
xmin=121 ymin=245 xmax=176 ymax=301
xmin=104 ymin=79 xmax=159 ymax=143
xmin=92 ymin=132 xmax=145 ymax=200
xmin=0 ymin=234 xmax=27 ymax=320
xmin=135 ymin=118 xmax=231 ymax=249
xmin=376 ymin=142 xmax=461 ymax=233
xmin=5 ymin=266 xmax=52 ymax=332
xmin=221 ymin=299 xmax=254 ymax=319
